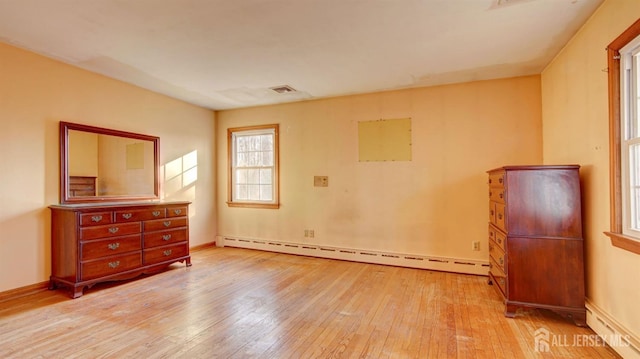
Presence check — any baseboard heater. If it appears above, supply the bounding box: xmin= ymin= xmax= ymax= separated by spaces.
xmin=217 ymin=236 xmax=489 ymax=276
xmin=586 ymin=300 xmax=640 ymax=359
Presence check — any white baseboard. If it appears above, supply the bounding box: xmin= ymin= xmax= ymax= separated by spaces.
xmin=216 ymin=235 xmax=490 ymax=276
xmin=586 ymin=299 xmax=640 ymax=358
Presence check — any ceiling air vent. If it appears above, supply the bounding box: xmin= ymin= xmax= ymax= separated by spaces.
xmin=489 ymin=0 xmax=536 ymax=9
xmin=270 ymin=85 xmax=297 ymax=94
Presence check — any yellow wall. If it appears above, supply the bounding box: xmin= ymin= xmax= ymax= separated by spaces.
xmin=542 ymin=0 xmax=640 ymax=338
xmin=0 ymin=42 xmax=217 ymax=293
xmin=217 ymin=76 xmax=542 ymax=261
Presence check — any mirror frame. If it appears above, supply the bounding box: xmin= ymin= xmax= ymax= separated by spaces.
xmin=60 ymin=121 xmax=160 ymax=204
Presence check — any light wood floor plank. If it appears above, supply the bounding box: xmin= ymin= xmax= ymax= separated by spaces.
xmin=0 ymin=247 xmax=621 ymax=358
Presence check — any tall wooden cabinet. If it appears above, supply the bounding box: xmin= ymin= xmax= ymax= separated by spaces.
xmin=49 ymin=201 xmax=191 ymax=298
xmin=487 ymin=165 xmax=585 ymax=326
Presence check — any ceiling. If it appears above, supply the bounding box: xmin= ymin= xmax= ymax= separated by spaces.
xmin=0 ymin=0 xmax=603 ymax=110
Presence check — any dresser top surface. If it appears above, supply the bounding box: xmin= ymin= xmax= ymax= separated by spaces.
xmin=487 ymin=164 xmax=580 ymax=173
xmin=49 ymin=200 xmax=191 ymax=211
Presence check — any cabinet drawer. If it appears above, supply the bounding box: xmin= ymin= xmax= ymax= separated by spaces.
xmin=81 ymin=252 xmax=141 ymax=281
xmin=143 ymin=228 xmax=187 ymax=248
xmin=143 ymin=243 xmax=188 ymax=265
xmin=114 ymin=208 xmax=166 ymax=222
xmin=80 ymin=222 xmax=141 ymax=240
xmin=144 ymin=217 xmax=187 ymax=232
xmin=80 ymin=212 xmax=113 ymax=227
xmin=489 ymin=272 xmax=507 ymax=299
xmin=495 ymin=230 xmax=506 ymax=251
xmin=167 ymin=207 xmax=188 ymax=217
xmin=81 ymin=234 xmax=142 ymax=261
xmin=495 ymin=203 xmax=506 ymax=231
xmin=489 ymin=242 xmax=506 ymax=273
xmin=488 ymin=172 xmax=505 ymax=187
xmin=489 ymin=188 xmax=505 ymax=203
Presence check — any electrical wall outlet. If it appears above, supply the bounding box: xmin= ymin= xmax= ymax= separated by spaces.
xmin=314 ymin=176 xmax=329 ymax=187
xmin=304 ymin=229 xmax=309 ymax=237
xmin=309 ymin=230 xmax=315 ymax=238
xmin=472 ymin=241 xmax=480 ymax=251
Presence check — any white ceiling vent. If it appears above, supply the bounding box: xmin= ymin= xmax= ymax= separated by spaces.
xmin=489 ymin=0 xmax=537 ymax=10
xmin=270 ymin=85 xmax=297 ymax=94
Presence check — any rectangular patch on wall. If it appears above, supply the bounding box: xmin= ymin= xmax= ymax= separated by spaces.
xmin=358 ymin=118 xmax=412 ymax=161
xmin=126 ymin=142 xmax=145 ymax=170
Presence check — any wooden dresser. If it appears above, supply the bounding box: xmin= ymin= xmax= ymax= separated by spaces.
xmin=487 ymin=165 xmax=585 ymax=326
xmin=49 ymin=201 xmax=191 ymax=298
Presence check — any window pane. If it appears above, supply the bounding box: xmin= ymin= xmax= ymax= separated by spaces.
xmin=235 ymin=169 xmax=248 ymax=184
xmin=261 ymin=134 xmax=273 ymax=150
xmin=630 ymin=144 xmax=640 ymax=230
xmin=634 ymin=53 xmax=640 ymax=139
xmin=237 ymin=136 xmax=247 ymax=152
xmin=237 ymin=152 xmax=247 ymax=167
xmin=262 ymin=151 xmax=273 ymax=166
xmin=260 ymin=169 xmax=272 ymax=184
xmin=236 ymin=185 xmax=248 ymax=200
xmin=248 ymin=185 xmax=260 ymax=200
xmin=247 ymin=169 xmax=260 ymax=184
xmin=261 ymin=185 xmax=273 ymax=200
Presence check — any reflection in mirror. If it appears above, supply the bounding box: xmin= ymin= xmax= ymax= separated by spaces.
xmin=60 ymin=122 xmax=160 ymax=203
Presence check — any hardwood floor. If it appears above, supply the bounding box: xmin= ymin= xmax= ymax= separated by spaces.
xmin=0 ymin=247 xmax=620 ymax=358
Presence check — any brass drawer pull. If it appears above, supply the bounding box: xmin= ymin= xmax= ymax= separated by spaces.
xmin=499 ymin=193 xmax=503 ymax=199
xmin=91 ymin=215 xmax=103 ymax=222
xmin=152 ymin=210 xmax=161 ymax=217
xmin=163 ymin=221 xmax=172 ymax=227
xmin=499 ymin=177 xmax=503 ymax=184
xmin=107 ymin=242 xmax=120 ymax=250
xmin=163 ymin=250 xmax=173 ymax=256
xmin=499 ymin=257 xmax=504 ymax=265
xmin=122 ymin=213 xmax=132 ymax=219
xmin=108 ymin=227 xmax=119 ymax=234
xmin=498 ymin=214 xmax=503 ymax=220
xmin=108 ymin=261 xmax=120 ymax=269
xmin=162 ymin=234 xmax=172 ymax=241
xmin=173 ymin=209 xmax=182 ymax=215
xmin=489 ymin=244 xmax=494 ymax=251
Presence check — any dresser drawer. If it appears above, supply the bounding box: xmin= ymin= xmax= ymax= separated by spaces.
xmin=488 ymin=172 xmax=505 ymax=187
xmin=114 ymin=208 xmax=166 ymax=222
xmin=81 ymin=252 xmax=142 ymax=281
xmin=489 ymin=272 xmax=507 ymax=299
xmin=495 ymin=203 xmax=506 ymax=231
xmin=489 ymin=188 xmax=505 ymax=203
xmin=489 ymin=241 xmax=506 ymax=273
xmin=167 ymin=207 xmax=188 ymax=217
xmin=81 ymin=234 xmax=142 ymax=261
xmin=80 ymin=222 xmax=141 ymax=240
xmin=143 ymin=228 xmax=188 ymax=248
xmin=143 ymin=243 xmax=188 ymax=265
xmin=494 ymin=230 xmax=506 ymax=251
xmin=80 ymin=212 xmax=113 ymax=227
xmin=144 ymin=217 xmax=187 ymax=232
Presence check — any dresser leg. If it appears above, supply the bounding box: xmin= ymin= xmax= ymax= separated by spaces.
xmin=71 ymin=286 xmax=84 ymax=299
xmin=505 ymin=304 xmax=518 ymax=318
xmin=185 ymin=257 xmax=192 ymax=267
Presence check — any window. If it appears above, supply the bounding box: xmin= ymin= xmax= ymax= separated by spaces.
xmin=227 ymin=124 xmax=279 ymax=209
xmin=605 ymin=19 xmax=640 ymax=254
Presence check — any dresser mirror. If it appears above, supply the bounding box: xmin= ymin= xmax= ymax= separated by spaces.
xmin=59 ymin=121 xmax=160 ymax=203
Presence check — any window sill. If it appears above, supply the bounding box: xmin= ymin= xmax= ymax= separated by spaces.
xmin=227 ymin=202 xmax=280 ymax=209
xmin=604 ymin=231 xmax=640 ymax=255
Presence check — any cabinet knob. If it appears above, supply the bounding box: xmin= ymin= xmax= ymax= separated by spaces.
xmin=162 ymin=234 xmax=172 ymax=241
xmin=108 ymin=227 xmax=119 ymax=234
xmin=498 ymin=214 xmax=503 ymax=220
xmin=499 ymin=193 xmax=503 ymax=199
xmin=163 ymin=250 xmax=173 ymax=256
xmin=107 ymin=242 xmax=120 ymax=250
xmin=91 ymin=215 xmax=103 ymax=222
xmin=499 ymin=257 xmax=504 ymax=265
xmin=173 ymin=209 xmax=182 ymax=215
xmin=152 ymin=211 xmax=161 ymax=217
xmin=122 ymin=213 xmax=132 ymax=219
xmin=163 ymin=221 xmax=172 ymax=227
xmin=108 ymin=261 xmax=120 ymax=269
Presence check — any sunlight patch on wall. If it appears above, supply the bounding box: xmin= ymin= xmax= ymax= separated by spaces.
xmin=162 ymin=150 xmax=198 ymax=205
